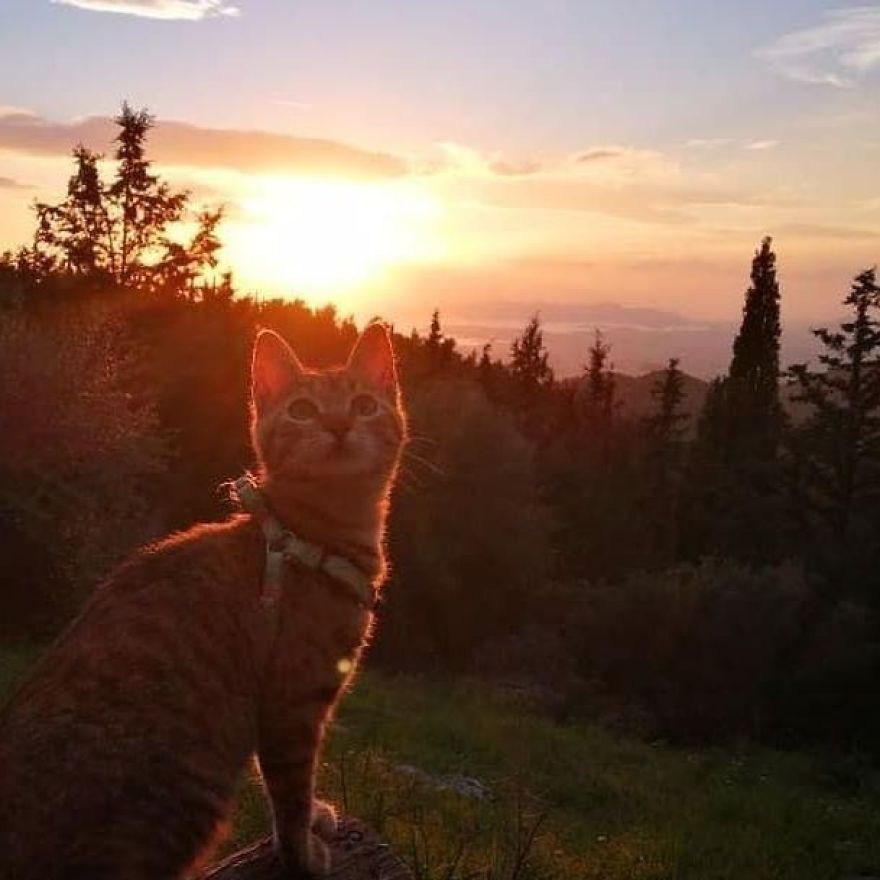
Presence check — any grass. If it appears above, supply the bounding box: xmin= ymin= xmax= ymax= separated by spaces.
xmin=3 ymin=649 xmax=879 ymax=879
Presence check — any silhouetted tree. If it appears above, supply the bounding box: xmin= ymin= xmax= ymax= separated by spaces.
xmin=642 ymin=358 xmax=688 ymax=563
xmin=727 ymin=236 xmax=783 ymax=458
xmin=577 ymin=330 xmax=616 ymax=436
xmin=787 ymin=267 xmax=880 ymax=592
xmin=508 ymin=314 xmax=554 ymax=438
xmin=682 ymin=239 xmax=786 ymax=564
xmin=29 ymin=103 xmax=222 ymax=298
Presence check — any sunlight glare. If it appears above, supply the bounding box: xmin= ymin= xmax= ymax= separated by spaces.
xmin=226 ymin=177 xmax=444 ymax=301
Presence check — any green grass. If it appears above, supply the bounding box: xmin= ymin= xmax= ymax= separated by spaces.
xmin=3 ymin=651 xmax=880 ymax=879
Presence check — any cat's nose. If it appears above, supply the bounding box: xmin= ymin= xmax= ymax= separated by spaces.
xmin=321 ymin=413 xmax=353 ymax=443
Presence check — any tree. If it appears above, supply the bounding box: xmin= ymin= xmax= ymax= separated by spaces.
xmin=422 ymin=307 xmax=455 ymax=375
xmin=508 ymin=314 xmax=554 ymax=438
xmin=681 ymin=239 xmax=786 ymax=564
xmin=644 ymin=358 xmax=687 ymax=445
xmin=727 ymin=235 xmax=783 ymax=458
xmin=577 ymin=329 xmax=616 ymax=435
xmin=30 ymin=102 xmax=222 ymax=298
xmin=787 ymin=267 xmax=880 ymax=585
xmin=642 ymin=358 xmax=689 ymax=563
xmin=510 ymin=314 xmax=553 ymax=394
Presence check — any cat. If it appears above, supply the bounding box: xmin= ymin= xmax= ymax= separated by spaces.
xmin=0 ymin=322 xmax=406 ymax=880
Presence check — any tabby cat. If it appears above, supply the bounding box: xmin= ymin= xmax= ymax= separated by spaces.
xmin=0 ymin=323 xmax=405 ymax=879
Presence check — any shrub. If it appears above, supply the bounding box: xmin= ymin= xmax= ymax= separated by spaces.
xmin=0 ymin=304 xmax=165 ymax=634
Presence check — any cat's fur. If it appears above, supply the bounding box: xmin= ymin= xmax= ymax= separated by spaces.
xmin=0 ymin=323 xmax=405 ymax=880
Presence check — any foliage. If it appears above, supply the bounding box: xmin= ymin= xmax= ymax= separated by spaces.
xmin=21 ymin=103 xmax=222 ymax=300
xmin=727 ymin=236 xmax=783 ymax=459
xmin=786 ymin=267 xmax=880 ymax=589
xmin=681 ymin=239 xmax=786 ymax=565
xmin=2 ymin=106 xmax=880 ymax=754
xmin=378 ymin=379 xmax=554 ymax=673
xmin=0 ymin=302 xmax=164 ymax=633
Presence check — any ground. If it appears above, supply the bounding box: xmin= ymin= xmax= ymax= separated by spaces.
xmin=2 ymin=646 xmax=879 ymax=879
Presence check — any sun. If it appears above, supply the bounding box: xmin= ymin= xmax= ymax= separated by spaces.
xmin=225 ymin=176 xmax=443 ymax=304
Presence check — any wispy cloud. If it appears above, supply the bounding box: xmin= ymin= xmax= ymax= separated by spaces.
xmin=686 ymin=138 xmax=734 ymax=149
xmin=0 ymin=177 xmax=31 ymax=191
xmin=756 ymin=6 xmax=880 ymax=87
xmin=50 ymin=0 xmax=239 ymax=21
xmin=685 ymin=138 xmax=779 ymax=151
xmin=746 ymin=140 xmax=780 ymax=151
xmin=0 ymin=111 xmax=406 ymax=179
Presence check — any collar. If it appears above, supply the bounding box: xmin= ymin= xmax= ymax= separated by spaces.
xmin=231 ymin=473 xmax=376 ymax=612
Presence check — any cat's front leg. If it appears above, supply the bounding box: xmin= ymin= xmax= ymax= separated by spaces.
xmin=258 ymin=720 xmax=332 ymax=877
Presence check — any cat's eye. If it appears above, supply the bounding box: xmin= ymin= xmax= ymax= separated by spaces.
xmin=286 ymin=398 xmax=319 ymax=421
xmin=351 ymin=394 xmax=379 ymax=418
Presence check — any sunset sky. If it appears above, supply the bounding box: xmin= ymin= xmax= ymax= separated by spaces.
xmin=1 ymin=0 xmax=878 ymax=373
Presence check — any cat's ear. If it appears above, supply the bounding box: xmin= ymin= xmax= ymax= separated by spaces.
xmin=348 ymin=322 xmax=398 ymax=398
xmin=251 ymin=329 xmax=303 ymax=412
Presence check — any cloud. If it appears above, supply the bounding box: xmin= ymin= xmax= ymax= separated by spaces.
xmin=685 ymin=138 xmax=734 ymax=149
xmin=756 ymin=6 xmax=880 ymax=87
xmin=0 ymin=177 xmax=31 ymax=191
xmin=776 ymin=222 xmax=880 ymax=241
xmin=488 ymin=159 xmax=542 ymax=177
xmin=746 ymin=140 xmax=780 ymax=151
xmin=686 ymin=138 xmax=779 ymax=151
xmin=51 ymin=0 xmax=239 ymax=19
xmin=573 ymin=147 xmax=627 ymax=163
xmin=0 ymin=112 xmax=407 ymax=179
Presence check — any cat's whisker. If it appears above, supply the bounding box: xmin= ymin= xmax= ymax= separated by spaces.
xmin=404 ymin=433 xmax=438 ymax=448
xmin=402 ymin=449 xmax=445 ymax=476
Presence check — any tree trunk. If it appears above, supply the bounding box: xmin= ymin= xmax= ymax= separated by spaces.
xmin=205 ymin=817 xmax=412 ymax=880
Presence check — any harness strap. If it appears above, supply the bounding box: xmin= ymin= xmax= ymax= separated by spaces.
xmin=232 ymin=474 xmax=377 ymax=613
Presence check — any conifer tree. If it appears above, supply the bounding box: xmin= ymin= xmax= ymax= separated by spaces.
xmin=642 ymin=358 xmax=688 ymax=562
xmin=645 ymin=358 xmax=687 ymax=447
xmin=787 ymin=267 xmax=880 ymax=574
xmin=682 ymin=239 xmax=786 ymax=563
xmin=578 ymin=329 xmax=616 ymax=432
xmin=509 ymin=314 xmax=553 ymax=438
xmin=30 ymin=102 xmax=222 ymax=297
xmin=510 ymin=314 xmax=553 ymax=394
xmin=727 ymin=236 xmax=783 ymax=457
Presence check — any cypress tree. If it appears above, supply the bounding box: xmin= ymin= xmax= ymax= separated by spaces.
xmin=727 ymin=236 xmax=783 ymax=458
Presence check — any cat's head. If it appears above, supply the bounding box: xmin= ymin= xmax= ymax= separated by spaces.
xmin=250 ymin=323 xmax=405 ymax=487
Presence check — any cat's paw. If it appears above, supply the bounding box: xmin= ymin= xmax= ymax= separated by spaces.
xmin=304 ymin=831 xmax=332 ymax=877
xmin=311 ymin=799 xmax=338 ymax=840
xmin=276 ymin=832 xmax=332 ymax=878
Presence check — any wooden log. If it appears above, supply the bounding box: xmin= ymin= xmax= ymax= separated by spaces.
xmin=205 ymin=817 xmax=412 ymax=880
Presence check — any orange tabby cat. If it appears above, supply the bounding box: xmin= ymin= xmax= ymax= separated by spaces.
xmin=0 ymin=323 xmax=405 ymax=880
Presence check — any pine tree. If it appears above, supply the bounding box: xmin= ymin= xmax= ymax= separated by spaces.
xmin=30 ymin=102 xmax=222 ymax=297
xmin=644 ymin=357 xmax=687 ymax=447
xmin=681 ymin=239 xmax=786 ymax=563
xmin=642 ymin=358 xmax=688 ymax=562
xmin=787 ymin=267 xmax=880 ymax=576
xmin=509 ymin=314 xmax=553 ymax=437
xmin=510 ymin=314 xmax=553 ymax=393
xmin=578 ymin=329 xmax=616 ymax=433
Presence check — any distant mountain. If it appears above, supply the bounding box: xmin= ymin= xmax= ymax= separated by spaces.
xmin=612 ymin=370 xmax=709 ymax=428
xmin=561 ymin=369 xmax=710 ymax=434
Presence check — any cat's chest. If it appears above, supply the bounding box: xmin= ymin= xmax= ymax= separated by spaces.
xmin=261 ymin=567 xmax=370 ymax=684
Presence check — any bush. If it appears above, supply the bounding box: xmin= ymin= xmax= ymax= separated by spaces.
xmin=0 ymin=304 xmax=165 ymax=634
xmin=376 ymin=379 xmax=554 ymax=673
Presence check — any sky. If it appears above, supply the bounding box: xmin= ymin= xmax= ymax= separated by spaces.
xmin=0 ymin=0 xmax=878 ymax=373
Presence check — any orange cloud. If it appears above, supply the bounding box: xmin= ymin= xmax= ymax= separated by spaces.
xmin=0 ymin=110 xmax=407 ymax=179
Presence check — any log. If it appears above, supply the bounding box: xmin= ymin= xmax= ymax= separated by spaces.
xmin=205 ymin=817 xmax=413 ymax=880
